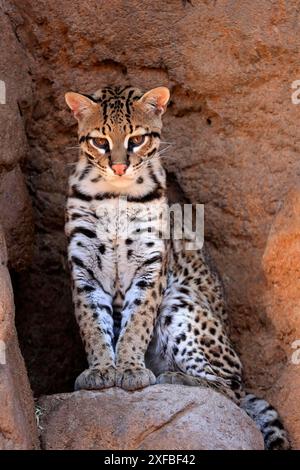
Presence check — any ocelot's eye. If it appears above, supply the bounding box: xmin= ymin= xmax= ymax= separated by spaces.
xmin=129 ymin=135 xmax=145 ymax=147
xmin=92 ymin=137 xmax=109 ymax=151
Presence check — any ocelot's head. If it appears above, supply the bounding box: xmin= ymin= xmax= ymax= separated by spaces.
xmin=65 ymin=85 xmax=169 ymax=181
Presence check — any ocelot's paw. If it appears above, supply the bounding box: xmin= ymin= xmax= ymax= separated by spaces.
xmin=74 ymin=366 xmax=116 ymax=391
xmin=116 ymin=367 xmax=156 ymax=391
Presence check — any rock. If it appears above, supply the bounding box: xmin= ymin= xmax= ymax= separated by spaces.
xmin=2 ymin=0 xmax=300 ymax=447
xmin=0 ymin=6 xmax=37 ymax=449
xmin=0 ymin=227 xmax=39 ymax=449
xmin=37 ymin=385 xmax=264 ymax=450
xmin=0 ymin=166 xmax=34 ymax=270
xmin=0 ymin=4 xmax=34 ymax=270
xmin=262 ymin=187 xmax=300 ymax=449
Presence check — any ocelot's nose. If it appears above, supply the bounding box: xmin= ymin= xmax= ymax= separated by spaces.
xmin=112 ymin=163 xmax=128 ymax=176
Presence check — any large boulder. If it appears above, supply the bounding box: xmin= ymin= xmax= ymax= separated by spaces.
xmin=37 ymin=385 xmax=264 ymax=450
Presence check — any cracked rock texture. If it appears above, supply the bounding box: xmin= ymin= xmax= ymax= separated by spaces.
xmin=37 ymin=385 xmax=264 ymax=450
xmin=1 ymin=0 xmax=300 ymax=449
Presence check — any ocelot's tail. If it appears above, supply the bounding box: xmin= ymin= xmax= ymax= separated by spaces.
xmin=241 ymin=394 xmax=290 ymax=450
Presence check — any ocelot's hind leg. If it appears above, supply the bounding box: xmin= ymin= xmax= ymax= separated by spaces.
xmin=156 ymin=369 xmax=239 ymax=402
xmin=147 ymin=277 xmax=244 ymax=405
xmin=147 ymin=272 xmax=290 ymax=449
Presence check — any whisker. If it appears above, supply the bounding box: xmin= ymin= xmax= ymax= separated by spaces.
xmin=146 ymin=147 xmax=176 ymax=163
xmin=157 ymin=146 xmax=172 ymax=154
xmin=140 ymin=145 xmax=172 ymax=163
xmin=152 ymin=154 xmax=176 ymax=162
xmin=156 ymin=146 xmax=172 ymax=157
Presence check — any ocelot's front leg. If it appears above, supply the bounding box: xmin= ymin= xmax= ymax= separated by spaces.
xmin=72 ymin=281 xmax=116 ymax=391
xmin=115 ymin=254 xmax=167 ymax=391
xmin=68 ymin=238 xmax=116 ymax=391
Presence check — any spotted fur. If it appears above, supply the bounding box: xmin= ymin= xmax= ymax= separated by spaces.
xmin=65 ymin=85 xmax=289 ymax=449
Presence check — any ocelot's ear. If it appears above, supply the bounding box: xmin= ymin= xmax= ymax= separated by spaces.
xmin=65 ymin=92 xmax=98 ymax=120
xmin=138 ymin=87 xmax=170 ymax=115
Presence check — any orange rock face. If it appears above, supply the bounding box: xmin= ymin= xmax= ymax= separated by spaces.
xmin=38 ymin=386 xmax=264 ymax=450
xmin=1 ymin=0 xmax=300 ymax=448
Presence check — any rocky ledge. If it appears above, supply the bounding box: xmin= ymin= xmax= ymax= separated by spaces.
xmin=37 ymin=384 xmax=264 ymax=450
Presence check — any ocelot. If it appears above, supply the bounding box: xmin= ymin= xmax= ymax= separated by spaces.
xmin=64 ymin=85 xmax=289 ymax=450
